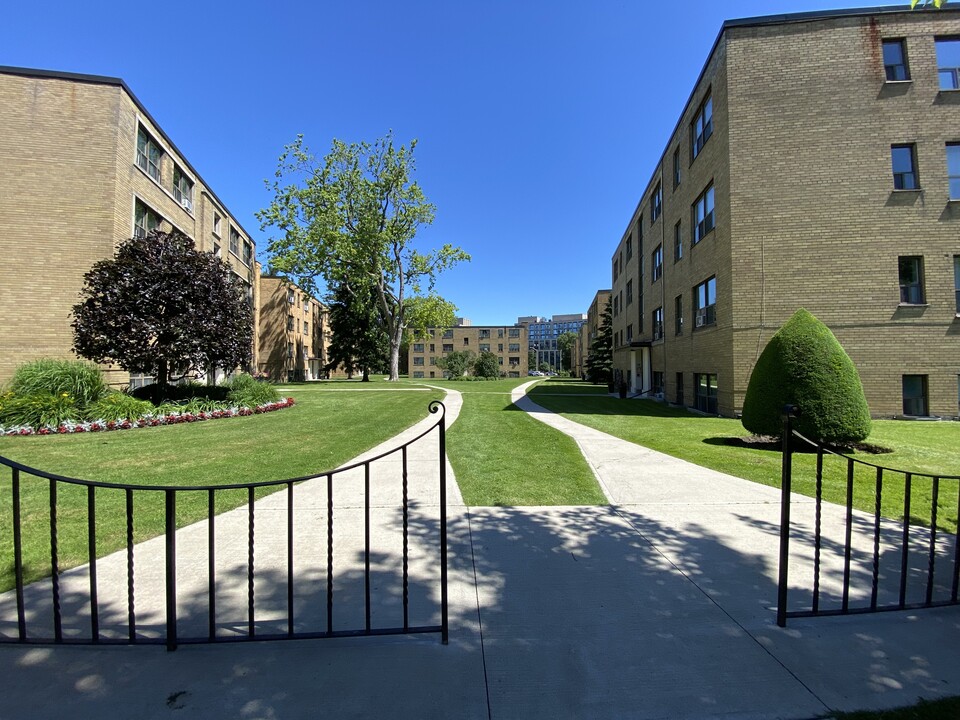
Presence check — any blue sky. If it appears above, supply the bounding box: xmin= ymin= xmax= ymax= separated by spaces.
xmin=3 ymin=1 xmax=905 ymax=324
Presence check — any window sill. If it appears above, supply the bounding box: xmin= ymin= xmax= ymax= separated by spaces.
xmin=884 ymin=79 xmax=912 ymax=85
xmin=891 ymin=188 xmax=922 ymax=193
xmin=897 ymin=302 xmax=929 ymax=308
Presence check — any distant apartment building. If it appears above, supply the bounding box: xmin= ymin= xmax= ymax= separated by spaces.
xmin=408 ymin=325 xmax=529 ymax=379
xmin=258 ymin=277 xmax=330 ymax=381
xmin=609 ymin=7 xmax=960 ymax=418
xmin=0 ymin=66 xmax=259 ymax=386
xmin=572 ymin=290 xmax=612 ymax=379
xmin=518 ymin=314 xmax=587 ymax=371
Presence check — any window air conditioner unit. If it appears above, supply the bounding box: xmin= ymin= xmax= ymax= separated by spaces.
xmin=695 ymin=312 xmax=706 ymax=328
xmin=181 ymin=198 xmax=192 ymax=209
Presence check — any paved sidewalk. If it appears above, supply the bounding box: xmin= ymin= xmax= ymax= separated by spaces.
xmin=0 ymin=383 xmax=957 ymax=719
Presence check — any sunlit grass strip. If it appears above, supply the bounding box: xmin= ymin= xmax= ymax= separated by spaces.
xmin=410 ymin=378 xmax=606 ymax=506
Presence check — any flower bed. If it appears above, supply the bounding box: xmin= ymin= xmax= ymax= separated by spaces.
xmin=0 ymin=398 xmax=295 ymax=436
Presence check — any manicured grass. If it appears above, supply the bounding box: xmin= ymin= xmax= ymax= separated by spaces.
xmin=831 ymin=696 xmax=960 ymax=719
xmin=0 ymin=384 xmax=433 ymax=590
xmin=528 ymin=380 xmax=960 ymax=533
xmin=405 ymin=378 xmax=606 ymax=506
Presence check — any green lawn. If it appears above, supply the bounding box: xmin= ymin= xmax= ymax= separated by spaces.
xmin=528 ymin=380 xmax=960 ymax=533
xmin=404 ymin=378 xmax=606 ymax=506
xmin=0 ymin=382 xmax=433 ymax=590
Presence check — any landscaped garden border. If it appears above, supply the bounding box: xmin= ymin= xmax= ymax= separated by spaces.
xmin=0 ymin=397 xmax=295 ymax=436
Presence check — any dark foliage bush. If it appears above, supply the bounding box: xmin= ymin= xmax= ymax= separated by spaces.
xmin=132 ymin=382 xmax=230 ymax=405
xmin=741 ymin=308 xmax=871 ymax=444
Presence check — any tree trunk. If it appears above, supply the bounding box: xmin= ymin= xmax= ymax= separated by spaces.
xmin=156 ymin=359 xmax=169 ymax=389
xmin=362 ymin=367 xmax=370 ymax=382
xmin=387 ymin=325 xmax=402 ymax=381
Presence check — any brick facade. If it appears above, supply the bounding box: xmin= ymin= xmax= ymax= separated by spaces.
xmin=257 ymin=277 xmax=330 ymax=381
xmin=0 ymin=67 xmax=258 ymax=386
xmin=611 ymin=8 xmax=960 ymax=418
xmin=408 ymin=325 xmax=529 ymax=379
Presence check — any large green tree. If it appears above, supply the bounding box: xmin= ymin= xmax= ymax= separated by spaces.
xmin=258 ymin=133 xmax=469 ymax=381
xmin=72 ymin=231 xmax=253 ymax=389
xmin=324 ymin=281 xmax=389 ymax=381
xmin=556 ymin=331 xmax=578 ymax=372
xmin=586 ymin=300 xmax=613 ymax=386
xmin=741 ymin=309 xmax=871 ymax=444
xmin=473 ymin=351 xmax=500 ymax=379
xmin=436 ymin=350 xmax=475 ymax=380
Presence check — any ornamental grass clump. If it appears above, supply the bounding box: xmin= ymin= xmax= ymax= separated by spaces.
xmin=226 ymin=373 xmax=280 ymax=407
xmin=88 ymin=392 xmax=155 ymax=422
xmin=741 ymin=308 xmax=871 ymax=445
xmin=0 ymin=391 xmax=79 ymax=428
xmin=10 ymin=358 xmax=108 ymax=407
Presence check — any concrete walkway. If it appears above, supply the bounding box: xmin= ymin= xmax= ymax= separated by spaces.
xmin=0 ymin=383 xmax=957 ymax=719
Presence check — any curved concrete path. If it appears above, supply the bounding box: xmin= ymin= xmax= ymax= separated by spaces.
xmin=1 ymin=382 xmax=958 ymax=720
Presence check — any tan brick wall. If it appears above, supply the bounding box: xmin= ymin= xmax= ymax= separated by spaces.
xmin=408 ymin=326 xmax=529 ymax=379
xmin=257 ymin=277 xmax=328 ymax=381
xmin=0 ymin=70 xmax=257 ymax=388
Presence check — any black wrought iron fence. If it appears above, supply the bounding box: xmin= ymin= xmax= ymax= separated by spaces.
xmin=0 ymin=401 xmax=448 ymax=650
xmin=777 ymin=409 xmax=960 ymax=626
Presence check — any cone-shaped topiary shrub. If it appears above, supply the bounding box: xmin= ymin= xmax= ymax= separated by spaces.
xmin=741 ymin=308 xmax=871 ymax=444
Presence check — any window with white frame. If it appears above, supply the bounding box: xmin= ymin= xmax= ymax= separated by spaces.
xmin=674 ymin=221 xmax=683 ymax=261
xmin=652 ymin=307 xmax=663 ymax=341
xmin=651 ymin=182 xmax=662 ymax=222
xmin=694 ymin=276 xmax=717 ymax=328
xmin=213 ymin=213 xmax=222 ymax=236
xmin=230 ymin=228 xmax=240 ymax=256
xmin=652 ymin=245 xmax=663 ymax=282
xmin=692 ymin=94 xmax=713 ymax=159
xmin=136 ymin=125 xmax=162 ymax=182
xmin=173 ymin=165 xmax=194 ymax=210
xmin=243 ymin=241 xmax=253 ymax=266
xmin=134 ymin=199 xmax=161 ymax=238
xmin=693 ymin=183 xmax=715 ymax=243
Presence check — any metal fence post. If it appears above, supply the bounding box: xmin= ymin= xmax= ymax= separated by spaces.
xmin=165 ymin=490 xmax=178 ymax=651
xmin=777 ymin=405 xmax=798 ymax=628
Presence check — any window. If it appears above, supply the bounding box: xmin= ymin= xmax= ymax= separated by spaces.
xmin=463 ymin=337 xmax=470 ymax=346
xmin=674 ymin=221 xmax=683 ymax=261
xmin=902 ymin=375 xmax=929 ymax=416
xmin=498 ymin=343 xmax=503 ymax=352
xmin=694 ymin=276 xmax=717 ymax=328
xmin=652 ymin=307 xmax=663 ymax=341
xmin=136 ymin=125 xmax=162 ymax=182
xmin=173 ymin=165 xmax=194 ymax=210
xmin=442 ymin=343 xmax=453 ymax=352
xmin=692 ymin=94 xmax=713 ymax=159
xmin=213 ymin=213 xmax=222 ymax=236
xmin=287 ymin=342 xmax=294 ymax=359
xmin=287 ymin=316 xmax=294 ymax=331
xmin=650 ymin=183 xmax=662 ymax=222
xmin=613 ymin=256 xmax=619 ymax=282
xmin=287 ymin=289 xmax=295 ymax=304
xmin=676 ymin=372 xmax=684 ymax=405
xmin=626 ymin=234 xmax=633 ymax=260
xmin=509 ymin=357 xmax=520 ymax=366
xmin=509 ymin=343 xmax=521 ymax=352
xmin=675 ymin=295 xmax=683 ymax=335
xmin=673 ymin=147 xmax=681 ymax=189
xmin=891 ymin=145 xmax=919 ymax=190
xmin=243 ymin=241 xmax=253 ymax=266
xmin=954 ymin=255 xmax=960 ymax=313
xmin=304 ymin=321 xmax=309 ymax=336
xmin=652 ymin=245 xmax=663 ymax=282
xmin=413 ymin=343 xmax=424 ymax=353
xmin=413 ymin=356 xmax=425 ymax=366
xmin=498 ymin=329 xmax=504 ymax=338
xmin=637 ymin=214 xmax=644 ymax=248
xmin=882 ymin=39 xmax=910 ymax=82
xmin=479 ymin=343 xmax=490 ymax=352
xmin=509 ymin=328 xmax=521 ymax=337
xmin=693 ymin=183 xmax=715 ymax=243
xmin=430 ymin=357 xmax=437 ymax=365
xmin=430 ymin=343 xmax=435 ymax=352
xmin=898 ymin=256 xmax=925 ymax=304
xmin=652 ymin=371 xmax=664 ymax=395
xmin=936 ymin=38 xmax=960 ymax=90
xmin=134 ymin=199 xmax=161 ymax=238
xmin=479 ymin=329 xmax=490 ymax=339
xmin=303 ymin=296 xmax=309 ymax=309
xmin=413 ymin=371 xmax=425 ymax=379
xmin=695 ymin=373 xmax=718 ymax=414
xmin=498 ymin=356 xmax=503 ymax=365
xmin=230 ymin=228 xmax=241 ymax=256
xmin=626 ymin=324 xmax=633 ymax=343
xmin=213 ymin=242 xmax=221 ymax=258
xmin=626 ymin=280 xmax=633 ymax=306
xmin=947 ymin=144 xmax=960 ymax=199
xmin=443 ymin=330 xmax=453 ymax=339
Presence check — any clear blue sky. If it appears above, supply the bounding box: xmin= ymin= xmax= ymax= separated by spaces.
xmin=3 ymin=1 xmax=905 ymax=325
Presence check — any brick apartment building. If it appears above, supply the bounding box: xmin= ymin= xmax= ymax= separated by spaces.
xmin=257 ymin=277 xmax=330 ymax=381
xmin=408 ymin=324 xmax=529 ymax=379
xmin=519 ymin=314 xmax=587 ymax=372
xmin=573 ymin=290 xmax=612 ymax=379
xmin=610 ymin=6 xmax=960 ymax=418
xmin=0 ymin=66 xmax=259 ymax=386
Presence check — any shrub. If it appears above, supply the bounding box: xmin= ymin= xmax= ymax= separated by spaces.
xmin=88 ymin=392 xmax=155 ymax=422
xmin=741 ymin=309 xmax=871 ymax=444
xmin=226 ymin=373 xmax=280 ymax=407
xmin=131 ymin=382 xmax=230 ymax=405
xmin=0 ymin=392 xmax=79 ymax=428
xmin=9 ymin=359 xmax=107 ymax=407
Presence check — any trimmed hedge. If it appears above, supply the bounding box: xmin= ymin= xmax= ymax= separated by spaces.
xmin=741 ymin=308 xmax=871 ymax=444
